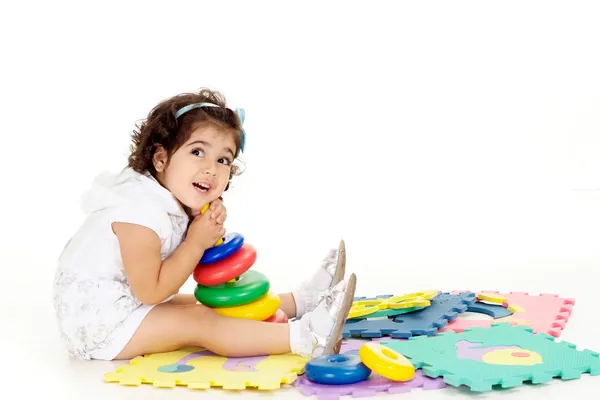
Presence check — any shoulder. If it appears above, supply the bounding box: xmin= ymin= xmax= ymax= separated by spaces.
xmin=80 ymin=167 xmax=189 ymax=240
xmin=105 ymin=201 xmax=175 ymax=241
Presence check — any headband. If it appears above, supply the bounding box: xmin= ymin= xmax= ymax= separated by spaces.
xmin=175 ymin=102 xmax=246 ymax=153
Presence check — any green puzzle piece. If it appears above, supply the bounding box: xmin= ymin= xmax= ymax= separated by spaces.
xmin=381 ymin=323 xmax=600 ymax=391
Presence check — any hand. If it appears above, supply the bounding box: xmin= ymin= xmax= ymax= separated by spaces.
xmin=186 ymin=208 xmax=226 ymax=252
xmin=207 ymin=198 xmax=227 ymax=224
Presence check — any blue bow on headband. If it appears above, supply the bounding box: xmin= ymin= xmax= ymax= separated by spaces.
xmin=175 ymin=102 xmax=246 ymax=153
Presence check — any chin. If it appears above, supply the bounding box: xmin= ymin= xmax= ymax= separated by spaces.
xmin=185 ymin=193 xmax=221 ymax=211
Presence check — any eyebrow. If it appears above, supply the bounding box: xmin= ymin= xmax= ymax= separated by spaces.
xmin=187 ymin=140 xmax=235 ymax=158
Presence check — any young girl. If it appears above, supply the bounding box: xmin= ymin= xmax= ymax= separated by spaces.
xmin=52 ymin=88 xmax=357 ymax=362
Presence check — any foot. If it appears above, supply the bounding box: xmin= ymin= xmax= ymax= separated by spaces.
xmin=291 ymin=240 xmax=347 ymax=318
xmin=289 ymin=273 xmax=357 ymax=359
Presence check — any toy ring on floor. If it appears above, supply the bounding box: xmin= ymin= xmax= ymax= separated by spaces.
xmin=348 ymin=290 xmax=439 ymax=319
xmin=212 ymin=291 xmax=280 ymax=320
xmin=193 ymin=243 xmax=257 ymax=286
xmin=305 ymin=353 xmax=371 ymax=385
xmin=359 ymin=342 xmax=415 ymax=381
xmin=200 ymin=232 xmax=245 ymax=264
xmin=263 ymin=308 xmax=288 ymax=323
xmin=194 ymin=270 xmax=270 ymax=308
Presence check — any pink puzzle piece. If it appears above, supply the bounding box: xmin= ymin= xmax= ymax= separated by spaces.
xmin=440 ymin=290 xmax=575 ymax=337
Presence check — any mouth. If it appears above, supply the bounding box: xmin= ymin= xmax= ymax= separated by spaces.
xmin=193 ymin=181 xmax=212 ymax=194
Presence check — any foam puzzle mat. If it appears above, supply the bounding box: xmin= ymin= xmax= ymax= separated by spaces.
xmin=382 ymin=323 xmax=600 ymax=391
xmin=294 ymin=369 xmax=445 ymax=399
xmin=293 ymin=338 xmax=446 ymax=399
xmin=104 ymin=346 xmax=307 ymax=390
xmin=343 ymin=292 xmax=476 ymax=338
xmin=441 ymin=291 xmax=575 ymax=337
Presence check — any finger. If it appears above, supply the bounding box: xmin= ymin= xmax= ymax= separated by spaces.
xmin=210 ymin=199 xmax=222 ymax=212
xmin=216 ymin=211 xmax=227 ymax=224
xmin=212 ymin=205 xmax=226 ymax=220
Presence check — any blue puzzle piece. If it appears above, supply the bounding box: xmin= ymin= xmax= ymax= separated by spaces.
xmin=343 ymin=292 xmax=476 ymax=339
xmin=467 ymin=302 xmax=512 ymax=319
xmin=352 ymin=294 xmax=394 ymax=301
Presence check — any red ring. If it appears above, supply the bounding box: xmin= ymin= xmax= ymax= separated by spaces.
xmin=263 ymin=309 xmax=288 ymax=323
xmin=193 ymin=243 xmax=257 ymax=286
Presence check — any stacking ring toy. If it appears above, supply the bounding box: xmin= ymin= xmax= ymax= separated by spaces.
xmin=212 ymin=291 xmax=280 ymax=320
xmin=263 ymin=308 xmax=288 ymax=323
xmin=194 ymin=270 xmax=270 ymax=308
xmin=359 ymin=342 xmax=415 ymax=381
xmin=305 ymin=353 xmax=371 ymax=385
xmin=200 ymin=232 xmax=245 ymax=264
xmin=193 ymin=243 xmax=257 ymax=286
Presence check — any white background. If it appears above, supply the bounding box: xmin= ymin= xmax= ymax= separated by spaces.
xmin=1 ymin=0 xmax=600 ymax=398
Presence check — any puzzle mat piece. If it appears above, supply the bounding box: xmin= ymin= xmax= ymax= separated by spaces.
xmin=467 ymin=301 xmax=512 ymax=319
xmin=297 ymin=337 xmax=445 ymax=399
xmin=440 ymin=291 xmax=575 ymax=337
xmin=350 ymin=294 xmax=429 ymax=319
xmin=104 ymin=346 xmax=306 ymax=390
xmin=382 ymin=323 xmax=600 ymax=392
xmin=294 ymin=369 xmax=445 ymax=399
xmin=340 ymin=338 xmax=372 ymax=353
xmin=343 ymin=292 xmax=476 ymax=338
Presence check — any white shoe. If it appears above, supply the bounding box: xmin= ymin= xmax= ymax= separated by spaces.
xmin=321 ymin=239 xmax=346 ymax=290
xmin=289 ymin=273 xmax=357 ymax=358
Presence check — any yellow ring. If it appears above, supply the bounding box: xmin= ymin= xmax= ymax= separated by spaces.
xmin=211 ymin=291 xmax=280 ymax=320
xmin=359 ymin=342 xmax=415 ymax=382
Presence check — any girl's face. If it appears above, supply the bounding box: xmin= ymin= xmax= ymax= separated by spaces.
xmin=154 ymin=124 xmax=236 ymax=213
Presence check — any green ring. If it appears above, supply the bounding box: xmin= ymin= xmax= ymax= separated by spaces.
xmin=194 ymin=270 xmax=270 ymax=308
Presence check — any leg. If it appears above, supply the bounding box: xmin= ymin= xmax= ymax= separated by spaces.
xmin=278 ymin=293 xmax=297 ymax=318
xmin=114 ymin=273 xmax=357 ymax=360
xmin=114 ymin=303 xmax=291 ymax=359
xmin=168 ymin=293 xmax=198 ymax=305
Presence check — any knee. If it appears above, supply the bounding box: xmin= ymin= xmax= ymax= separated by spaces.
xmin=186 ymin=303 xmax=217 ymax=321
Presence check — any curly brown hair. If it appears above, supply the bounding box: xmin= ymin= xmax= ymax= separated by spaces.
xmin=127 ymin=88 xmax=244 ymax=191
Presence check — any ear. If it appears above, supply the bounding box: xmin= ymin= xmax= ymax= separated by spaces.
xmin=153 ymin=145 xmax=168 ymax=172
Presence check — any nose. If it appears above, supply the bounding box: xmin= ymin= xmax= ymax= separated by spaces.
xmin=202 ymin=160 xmax=218 ymax=176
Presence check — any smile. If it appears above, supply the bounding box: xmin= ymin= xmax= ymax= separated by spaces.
xmin=193 ymin=182 xmax=212 ymax=193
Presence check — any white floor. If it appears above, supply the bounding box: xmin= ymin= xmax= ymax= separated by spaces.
xmin=5 ymin=263 xmax=600 ymax=400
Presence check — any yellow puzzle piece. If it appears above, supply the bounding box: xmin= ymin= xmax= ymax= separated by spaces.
xmin=104 ymin=347 xmax=307 ymax=391
xmin=349 ymin=290 xmax=438 ymax=319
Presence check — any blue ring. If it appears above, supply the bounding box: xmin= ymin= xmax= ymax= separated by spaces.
xmin=305 ymin=352 xmax=371 ymax=385
xmin=200 ymin=232 xmax=245 ymax=264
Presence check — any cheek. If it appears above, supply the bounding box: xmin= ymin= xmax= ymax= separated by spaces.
xmin=219 ymin=169 xmax=231 ymax=186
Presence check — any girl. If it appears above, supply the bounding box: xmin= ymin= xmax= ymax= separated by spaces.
xmin=52 ymin=88 xmax=357 ymax=362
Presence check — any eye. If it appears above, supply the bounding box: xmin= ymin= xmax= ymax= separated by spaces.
xmin=191 ymin=148 xmax=204 ymax=157
xmin=218 ymin=157 xmax=232 ymax=166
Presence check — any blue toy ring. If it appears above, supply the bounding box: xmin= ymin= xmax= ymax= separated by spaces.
xmin=200 ymin=232 xmax=245 ymax=264
xmin=305 ymin=352 xmax=371 ymax=385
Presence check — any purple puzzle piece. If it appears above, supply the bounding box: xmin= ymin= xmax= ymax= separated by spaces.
xmin=295 ymin=337 xmax=446 ymax=399
xmin=340 ymin=338 xmax=371 ymax=353
xmin=294 ymin=370 xmax=446 ymax=399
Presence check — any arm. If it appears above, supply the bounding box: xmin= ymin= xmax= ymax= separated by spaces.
xmin=112 ymin=222 xmax=205 ymax=305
